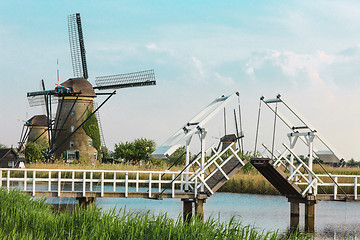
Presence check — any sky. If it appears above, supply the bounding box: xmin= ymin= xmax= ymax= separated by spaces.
xmin=0 ymin=0 xmax=360 ymax=160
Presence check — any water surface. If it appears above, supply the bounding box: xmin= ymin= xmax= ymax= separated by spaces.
xmin=50 ymin=192 xmax=360 ymax=239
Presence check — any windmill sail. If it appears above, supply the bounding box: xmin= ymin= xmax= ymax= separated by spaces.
xmin=94 ymin=69 xmax=156 ymax=90
xmin=27 ymin=94 xmax=56 ymax=107
xmin=68 ymin=13 xmax=88 ymax=79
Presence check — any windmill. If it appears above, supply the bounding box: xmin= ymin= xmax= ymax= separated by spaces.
xmin=25 ymin=13 xmax=156 ymax=162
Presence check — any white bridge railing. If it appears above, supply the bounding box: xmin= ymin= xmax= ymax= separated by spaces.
xmin=0 ymin=168 xmax=198 ymax=199
xmin=297 ymin=174 xmax=360 ymax=200
xmin=261 ymin=144 xmax=360 ymax=199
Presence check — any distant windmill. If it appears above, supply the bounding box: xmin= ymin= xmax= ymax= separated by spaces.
xmin=25 ymin=13 xmax=156 ymax=162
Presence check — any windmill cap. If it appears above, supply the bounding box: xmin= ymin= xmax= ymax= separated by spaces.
xmin=59 ymin=78 xmax=96 ymax=97
xmin=27 ymin=115 xmax=48 ymax=127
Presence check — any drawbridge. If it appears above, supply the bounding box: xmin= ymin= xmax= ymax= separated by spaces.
xmin=252 ymin=95 xmax=359 ymax=232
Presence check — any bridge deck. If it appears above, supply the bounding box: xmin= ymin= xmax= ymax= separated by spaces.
xmin=22 ymin=190 xmax=200 ymax=200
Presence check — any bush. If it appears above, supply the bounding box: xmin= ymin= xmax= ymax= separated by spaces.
xmin=24 ymin=139 xmax=48 ymax=163
xmin=114 ymin=138 xmax=156 ymax=163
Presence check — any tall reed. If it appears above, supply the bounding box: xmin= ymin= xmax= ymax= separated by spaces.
xmin=0 ymin=189 xmax=310 ymax=239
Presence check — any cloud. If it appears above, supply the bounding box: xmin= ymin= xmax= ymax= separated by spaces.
xmin=214 ymin=73 xmax=233 ymax=85
xmin=192 ymin=57 xmax=205 ymax=77
xmin=145 ymin=42 xmax=157 ymax=51
xmin=244 ymin=49 xmax=336 ymax=88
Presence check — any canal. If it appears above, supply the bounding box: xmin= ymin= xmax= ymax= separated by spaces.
xmin=49 ymin=192 xmax=360 ymax=239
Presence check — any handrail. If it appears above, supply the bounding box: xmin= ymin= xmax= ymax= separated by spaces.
xmin=0 ymin=168 xmax=197 ymax=199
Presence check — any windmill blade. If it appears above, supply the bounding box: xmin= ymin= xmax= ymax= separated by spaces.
xmin=94 ymin=69 xmax=156 ymax=90
xmin=68 ymin=13 xmax=88 ymax=79
xmin=27 ymin=92 xmax=56 ymax=107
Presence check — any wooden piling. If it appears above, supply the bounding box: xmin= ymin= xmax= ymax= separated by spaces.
xmin=290 ymin=201 xmax=300 ymax=231
xmin=305 ymin=200 xmax=315 ymax=233
xmin=182 ymin=199 xmax=193 ymax=223
xmin=195 ymin=199 xmax=205 ymax=220
xmin=77 ymin=197 xmax=95 ymax=209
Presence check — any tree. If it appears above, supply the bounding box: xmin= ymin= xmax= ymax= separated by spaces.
xmin=24 ymin=140 xmax=48 ymax=163
xmin=0 ymin=144 xmax=7 ymax=149
xmin=133 ymin=138 xmax=156 ymax=161
xmin=114 ymin=138 xmax=156 ymax=163
xmin=168 ymin=146 xmax=186 ymax=166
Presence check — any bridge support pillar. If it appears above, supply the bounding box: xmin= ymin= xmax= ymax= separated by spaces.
xmin=182 ymin=199 xmax=193 ymax=223
xmin=77 ymin=197 xmax=95 ymax=209
xmin=289 ymin=201 xmax=299 ymax=231
xmin=305 ymin=200 xmax=315 ymax=233
xmin=195 ymin=199 xmax=205 ymax=220
xmin=181 ymin=198 xmax=206 ymax=222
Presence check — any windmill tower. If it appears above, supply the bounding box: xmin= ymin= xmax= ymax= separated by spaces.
xmin=25 ymin=13 xmax=156 ymax=162
xmin=26 ymin=115 xmax=49 ymax=143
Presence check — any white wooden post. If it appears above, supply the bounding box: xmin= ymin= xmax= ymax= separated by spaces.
xmin=185 ymin=137 xmax=192 ymax=191
xmin=24 ymin=170 xmax=27 ymax=191
xmin=354 ymin=177 xmax=358 ymax=200
xmin=334 ymin=176 xmax=338 ymax=200
xmin=58 ymin=171 xmax=61 ymax=197
xmin=136 ymin=172 xmax=139 ymax=192
xmin=72 ymin=171 xmax=75 ymax=191
xmin=158 ymin=173 xmax=161 ymax=192
xmin=148 ymin=173 xmax=152 ymax=198
xmin=200 ymin=129 xmax=207 ymax=193
xmin=90 ymin=172 xmax=93 ymax=192
xmin=113 ymin=172 xmax=116 ymax=192
xmin=48 ymin=171 xmax=51 ymax=191
xmin=194 ymin=176 xmax=198 ymax=198
xmin=83 ymin=171 xmax=86 ymax=197
xmin=125 ymin=172 xmax=128 ymax=198
xmin=32 ymin=170 xmax=36 ymax=196
xmin=288 ymin=135 xmax=298 ymax=178
xmin=172 ymin=173 xmax=175 ymax=198
xmin=305 ymin=134 xmax=315 ymax=194
xmin=6 ymin=170 xmax=10 ymax=191
xmin=101 ymin=172 xmax=104 ymax=197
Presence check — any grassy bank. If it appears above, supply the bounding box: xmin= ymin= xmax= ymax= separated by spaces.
xmin=0 ymin=189 xmax=309 ymax=239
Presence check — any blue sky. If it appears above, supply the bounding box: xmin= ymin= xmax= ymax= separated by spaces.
xmin=1 ymin=1 xmax=360 ymax=160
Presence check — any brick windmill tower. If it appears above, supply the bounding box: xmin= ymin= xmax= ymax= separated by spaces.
xmin=26 ymin=13 xmax=156 ymax=162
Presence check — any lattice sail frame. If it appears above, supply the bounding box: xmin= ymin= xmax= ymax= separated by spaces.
xmin=27 ymin=95 xmax=56 ymax=107
xmin=68 ymin=13 xmax=88 ymax=79
xmin=94 ymin=69 xmax=156 ymax=90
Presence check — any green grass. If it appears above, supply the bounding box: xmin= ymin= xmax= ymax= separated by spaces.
xmin=0 ymin=189 xmax=310 ymax=239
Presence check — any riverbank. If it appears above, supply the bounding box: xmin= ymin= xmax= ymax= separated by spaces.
xmin=26 ymin=162 xmax=360 ymax=195
xmin=0 ymin=189 xmax=308 ymax=239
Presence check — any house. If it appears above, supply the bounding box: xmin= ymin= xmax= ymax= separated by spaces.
xmin=0 ymin=148 xmax=18 ymax=168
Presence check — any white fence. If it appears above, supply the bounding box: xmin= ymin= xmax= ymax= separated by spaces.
xmin=0 ymin=168 xmax=198 ymax=199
